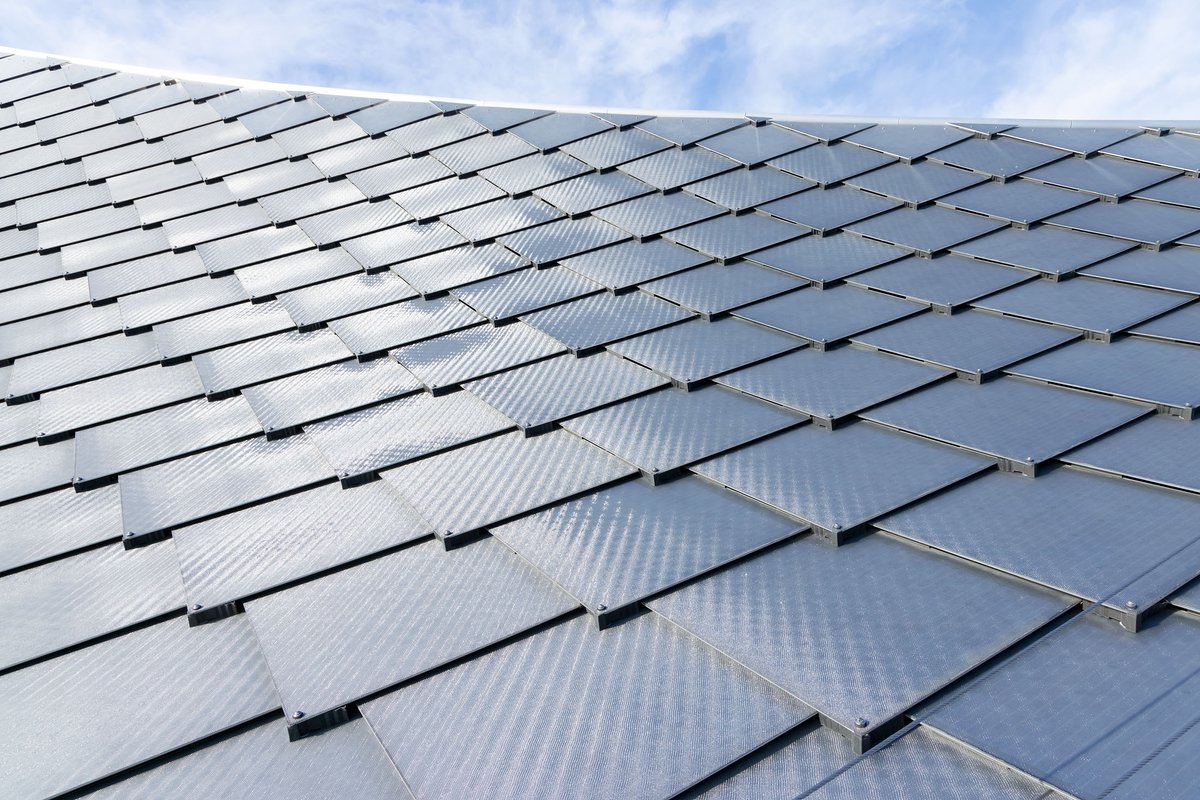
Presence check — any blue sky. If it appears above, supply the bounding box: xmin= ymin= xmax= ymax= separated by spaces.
xmin=4 ymin=0 xmax=1199 ymax=119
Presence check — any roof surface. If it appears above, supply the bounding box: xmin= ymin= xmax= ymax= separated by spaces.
xmin=2 ymin=46 xmax=1200 ymax=800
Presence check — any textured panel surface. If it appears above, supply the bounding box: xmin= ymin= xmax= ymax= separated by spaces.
xmin=649 ymin=534 xmax=1070 ymax=737
xmin=246 ymin=536 xmax=577 ymax=719
xmin=492 ymin=474 xmax=803 ymax=614
xmin=520 ymin=289 xmax=693 ymax=353
xmin=0 ymin=484 xmax=123 ymax=572
xmin=734 ymin=284 xmax=924 ymax=345
xmin=1060 ymin=413 xmax=1200 ymax=494
xmin=391 ymin=320 xmax=565 ymax=392
xmin=361 ymin=611 xmax=811 ymax=800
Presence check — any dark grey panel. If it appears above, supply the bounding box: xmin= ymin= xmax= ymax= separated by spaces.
xmin=1133 ymin=301 xmax=1200 ymax=345
xmin=463 ymin=351 xmax=668 ymax=432
xmin=747 ymin=231 xmax=906 ymax=286
xmin=760 ymin=184 xmax=900 ymax=234
xmin=389 ymin=242 xmax=527 ymax=295
xmin=1134 ymin=174 xmax=1200 ymax=209
xmin=0 ymin=540 xmax=183 ymax=669
xmin=493 ymin=474 xmax=802 ymax=617
xmin=643 ymin=261 xmax=804 ymax=317
xmin=1082 ymin=245 xmax=1200 ymax=294
xmin=558 ymin=126 xmax=672 ymax=170
xmin=74 ymin=396 xmax=262 ymax=485
xmin=520 ymin=288 xmax=691 ymax=352
xmin=1047 ymin=197 xmax=1200 ymax=246
xmin=119 ymin=433 xmax=333 ymax=537
xmin=854 ymin=309 xmax=1078 ymax=379
xmin=37 ymin=361 xmax=205 ymax=439
xmin=338 ymin=219 xmax=467 ymax=267
xmin=1061 ymin=413 xmax=1200 ymax=494
xmin=608 ymin=316 xmax=802 ymax=388
xmin=805 ymin=725 xmax=1060 ymax=800
xmin=846 ymin=205 xmax=1007 ymax=257
xmin=175 ymin=480 xmax=429 ymax=617
xmin=697 ymin=124 xmax=814 ymax=165
xmin=734 ymin=284 xmax=924 ymax=346
xmin=193 ymin=329 xmax=352 ymax=395
xmin=0 ymin=437 xmax=73 ymax=502
xmin=590 ymin=191 xmax=727 ymax=239
xmin=972 ymin=274 xmax=1189 ymax=338
xmin=649 ymin=533 xmax=1069 ymax=740
xmin=862 ymin=376 xmax=1149 ymax=472
xmin=153 ymin=300 xmax=297 ymax=361
xmin=327 ymin=295 xmax=483 ymax=357
xmin=665 ymin=212 xmax=803 ymax=262
xmin=380 ymin=428 xmax=634 ymax=540
xmin=559 ymin=238 xmax=711 ymax=291
xmin=1024 ymin=154 xmax=1178 ymax=201
xmin=360 ymin=610 xmax=810 ymax=800
xmin=715 ymin=345 xmax=950 ymax=424
xmin=927 ymin=134 xmax=1065 ymax=179
xmin=618 ymin=145 xmax=740 ymax=191
xmin=1 ymin=615 xmax=277 ymax=800
xmin=878 ymin=467 xmax=1200 ymax=628
xmin=84 ymin=717 xmax=411 ymax=800
xmin=561 ymin=384 xmax=802 ymax=478
xmin=0 ymin=484 xmax=122 ymax=573
xmin=1001 ymin=125 xmax=1137 ymax=155
xmin=1007 ymin=336 xmax=1200 ymax=417
xmin=478 ymin=150 xmax=591 ymax=195
xmin=6 ymin=331 xmax=159 ymax=400
xmin=531 ymin=170 xmax=654 ymax=216
xmin=277 ymin=270 xmax=417 ymax=328
xmin=1102 ymin=131 xmax=1200 ymax=171
xmin=845 ymin=160 xmax=985 ymax=205
xmin=637 ymin=115 xmax=745 ymax=146
xmin=304 ymin=389 xmax=512 ymax=480
xmin=943 ymin=176 xmax=1093 ymax=226
xmin=241 ymin=357 xmax=420 ymax=431
xmin=692 ymin=421 xmax=989 ymax=538
xmin=247 ymin=535 xmax=575 ymax=722
xmin=926 ymin=612 xmax=1200 ymax=800
xmin=847 ymin=253 xmax=1031 ymax=311
xmin=844 ymin=124 xmax=971 ymax=160
xmin=392 ymin=319 xmax=564 ymax=391
xmin=684 ymin=165 xmax=812 ymax=212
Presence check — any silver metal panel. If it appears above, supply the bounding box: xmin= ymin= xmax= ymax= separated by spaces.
xmin=0 ymin=540 xmax=183 ymax=669
xmin=694 ymin=420 xmax=989 ymax=536
xmin=590 ymin=191 xmax=727 ymax=238
xmin=134 ymin=99 xmax=223 ymax=140
xmin=735 ymin=284 xmax=925 ymax=346
xmin=236 ymin=247 xmax=364 ymax=299
xmin=377 ymin=111 xmax=481 ymax=154
xmin=848 ymin=253 xmax=1030 ymax=310
xmin=972 ymin=274 xmax=1190 ymax=337
xmin=163 ymin=120 xmax=255 ymax=162
xmin=277 ymin=270 xmax=417 ymax=327
xmin=241 ymin=357 xmax=422 ymax=431
xmin=558 ymin=126 xmax=672 ymax=170
xmin=221 ymin=158 xmax=326 ymax=202
xmin=460 ymin=105 xmax=551 ymax=133
xmin=684 ymin=723 xmax=855 ymax=800
xmin=205 ymin=88 xmax=292 ymax=119
xmin=38 ymin=204 xmax=142 ymax=250
xmin=684 ymin=165 xmax=812 ymax=212
xmin=347 ymin=155 xmax=455 ymax=197
xmin=79 ymin=139 xmax=170 ymax=182
xmin=715 ymin=345 xmax=950 ymax=424
xmin=618 ymin=146 xmax=740 ymax=191
xmin=74 ymin=396 xmax=262 ymax=484
xmin=430 ymin=131 xmax=538 ymax=174
xmin=308 ymin=135 xmax=408 ymax=177
xmin=293 ymin=199 xmax=412 ymax=246
xmin=161 ymin=202 xmax=272 ymax=250
xmin=237 ymin=97 xmax=327 ymax=137
xmin=1061 ymin=413 xmax=1200 ymax=494
xmin=698 ymin=124 xmax=814 ymax=165
xmin=491 ymin=215 xmax=625 ymax=265
xmin=0 ymin=251 xmax=63 ymax=294
xmin=247 ymin=536 xmax=576 ymax=720
xmin=493 ymin=474 xmax=802 ymax=617
xmin=347 ymin=99 xmax=441 ymax=135
xmin=463 ymin=351 xmax=668 ymax=432
xmin=381 ymin=428 xmax=634 ymax=539
xmin=643 ymin=261 xmax=802 ymax=317
xmin=389 ymin=242 xmax=527 ymax=295
xmin=254 ymin=171 xmax=364 ymax=223
xmin=0 ymin=161 xmax=86 ymax=205
xmin=805 ymin=725 xmax=1059 ymax=800
xmin=87 ymin=250 xmax=208 ymax=303
xmin=0 ymin=615 xmax=278 ymax=800
xmin=0 ymin=437 xmax=74 ymax=502
xmin=928 ymin=134 xmax=1065 ymax=179
xmin=863 ymin=375 xmax=1149 ymax=470
xmin=60 ymin=227 xmax=173 ymax=276
xmin=520 ymin=289 xmax=693 ymax=352
xmin=559 ymin=238 xmax=711 ymax=291
xmin=846 ymin=160 xmax=986 ymax=205
xmin=440 ymin=195 xmax=563 ymax=242
xmin=120 ymin=433 xmax=333 ymax=537
xmin=391 ymin=173 xmax=507 ymax=220
xmin=649 ymin=533 xmax=1069 ymax=740
xmin=0 ymin=303 xmax=123 ymax=362
xmin=327 ymin=295 xmax=483 ymax=357
xmin=637 ymin=115 xmax=745 ymax=146
xmin=0 ymin=397 xmax=38 ymax=448
xmin=1134 ymin=173 xmax=1200 ymax=209
xmin=193 ymin=328 xmax=352 ymax=395
xmin=391 ymin=319 xmax=565 ymax=391
xmin=846 ymin=205 xmax=1008 ymax=257
xmin=192 ymin=138 xmax=288 ymax=181
xmin=85 ymin=717 xmax=411 ymax=800
xmin=0 ymin=276 xmax=90 ymax=325
xmin=1048 ymin=196 xmax=1200 ymax=246
xmin=134 ymin=181 xmax=238 ymax=225
xmin=196 ymin=226 xmax=317 ymax=274
xmin=663 ymin=211 xmax=803 ymax=260
xmin=877 ymin=466 xmax=1200 ymax=626
xmin=926 ymin=612 xmax=1200 ymax=800
xmin=854 ymin=309 xmax=1078 ymax=379
xmin=760 ymin=184 xmax=900 ymax=234
xmin=1024 ymin=153 xmax=1178 ymax=200
xmin=6 ymin=331 xmax=159 ymax=400
xmin=0 ymin=484 xmax=122 ymax=572
xmin=1001 ymin=125 xmax=1137 ymax=155
xmin=1102 ymin=130 xmax=1200 ymax=171
xmin=153 ymin=300 xmax=297 ymax=361
xmin=304 ymin=389 xmax=512 ymax=480
xmin=360 ymin=610 xmax=810 ymax=800
xmin=561 ymin=384 xmax=802 ymax=477
xmin=609 ymin=316 xmax=802 ymax=388
xmin=337 ymin=219 xmax=466 ymax=267
xmin=508 ymin=111 xmax=612 ymax=150
xmin=269 ymin=115 xmax=366 ymax=157
xmin=478 ymin=150 xmax=591 ymax=195
xmin=1082 ymin=245 xmax=1200 ymax=295
xmin=844 ymin=124 xmax=971 ymax=160
xmin=747 ymin=231 xmax=906 ymax=285
xmin=1133 ymin=301 xmax=1200 ymax=345
xmin=175 ymin=479 xmax=430 ymax=614
xmin=37 ymin=361 xmax=205 ymax=439
xmin=451 ymin=265 xmax=600 ymax=322
xmin=1007 ymin=336 xmax=1200 ymax=416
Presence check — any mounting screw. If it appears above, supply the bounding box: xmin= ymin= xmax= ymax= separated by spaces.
xmin=1125 ymin=600 xmax=1138 ymax=610
xmin=125 ymin=531 xmax=135 ymax=538
xmin=339 ymin=471 xmax=349 ymax=478
xmin=292 ymin=710 xmax=305 ymax=720
xmin=192 ymin=603 xmax=203 ymax=611
xmin=38 ymin=431 xmax=46 ymax=437
xmin=854 ymin=717 xmax=869 ymax=729
xmin=265 ymin=425 xmax=274 ymax=432
xmin=596 ymin=603 xmax=608 ymax=612
xmin=831 ymin=523 xmax=841 ymax=531
xmin=1026 ymin=455 xmax=1034 ymax=462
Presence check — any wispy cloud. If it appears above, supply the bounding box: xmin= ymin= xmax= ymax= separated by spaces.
xmin=3 ymin=0 xmax=1198 ymax=119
